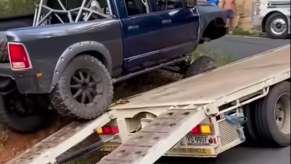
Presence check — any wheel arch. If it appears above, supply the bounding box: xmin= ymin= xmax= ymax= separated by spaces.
xmin=262 ymin=11 xmax=285 ymax=32
xmin=201 ymin=17 xmax=227 ymax=42
xmin=49 ymin=41 xmax=113 ymax=92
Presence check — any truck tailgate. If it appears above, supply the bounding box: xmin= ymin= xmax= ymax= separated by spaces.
xmin=111 ymin=45 xmax=290 ymax=110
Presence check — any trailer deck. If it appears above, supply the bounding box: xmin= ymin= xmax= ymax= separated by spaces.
xmin=6 ymin=45 xmax=290 ymax=164
xmin=111 ymin=45 xmax=290 ymax=110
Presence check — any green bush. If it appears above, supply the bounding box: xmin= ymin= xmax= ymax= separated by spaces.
xmin=0 ymin=0 xmax=39 ymax=17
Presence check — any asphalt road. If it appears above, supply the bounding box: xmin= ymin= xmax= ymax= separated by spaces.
xmin=206 ymin=35 xmax=290 ymax=60
xmin=156 ymin=36 xmax=290 ymax=164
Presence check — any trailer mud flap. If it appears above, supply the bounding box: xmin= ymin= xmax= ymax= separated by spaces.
xmin=97 ymin=108 xmax=206 ymax=164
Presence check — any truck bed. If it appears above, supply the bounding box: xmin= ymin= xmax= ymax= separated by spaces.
xmin=111 ymin=45 xmax=290 ymax=110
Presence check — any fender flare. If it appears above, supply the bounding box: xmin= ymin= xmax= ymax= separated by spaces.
xmin=49 ymin=41 xmax=112 ymax=92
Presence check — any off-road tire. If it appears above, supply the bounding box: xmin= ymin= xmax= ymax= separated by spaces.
xmin=255 ymin=81 xmax=290 ymax=147
xmin=265 ymin=13 xmax=289 ymax=39
xmin=0 ymin=93 xmax=51 ymax=133
xmin=183 ymin=56 xmax=217 ymax=78
xmin=50 ymin=55 xmax=114 ymax=120
xmin=0 ymin=37 xmax=9 ymax=63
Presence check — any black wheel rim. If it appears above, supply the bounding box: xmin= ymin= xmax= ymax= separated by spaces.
xmin=70 ymin=69 xmax=103 ymax=106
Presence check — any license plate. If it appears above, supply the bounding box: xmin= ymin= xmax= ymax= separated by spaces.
xmin=167 ymin=147 xmax=212 ymax=155
xmin=187 ymin=136 xmax=209 ymax=145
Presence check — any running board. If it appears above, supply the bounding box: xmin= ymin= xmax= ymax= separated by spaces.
xmin=97 ymin=108 xmax=206 ymax=164
xmin=6 ymin=113 xmax=112 ymax=164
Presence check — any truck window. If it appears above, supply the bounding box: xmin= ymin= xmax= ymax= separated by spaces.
xmin=155 ymin=0 xmax=184 ymax=11
xmin=124 ymin=0 xmax=148 ymax=16
xmin=0 ymin=0 xmax=39 ymax=18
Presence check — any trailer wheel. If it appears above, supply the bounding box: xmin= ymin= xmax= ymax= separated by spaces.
xmin=0 ymin=38 xmax=9 ymax=63
xmin=0 ymin=92 xmax=51 ymax=133
xmin=243 ymin=102 xmax=260 ymax=144
xmin=182 ymin=56 xmax=217 ymax=78
xmin=255 ymin=81 xmax=290 ymax=147
xmin=50 ymin=55 xmax=113 ymax=120
xmin=265 ymin=13 xmax=289 ymax=39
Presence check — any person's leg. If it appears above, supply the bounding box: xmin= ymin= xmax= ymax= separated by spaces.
xmin=228 ymin=10 xmax=234 ymax=34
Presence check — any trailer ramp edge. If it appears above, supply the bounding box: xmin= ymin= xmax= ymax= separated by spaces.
xmin=97 ymin=108 xmax=206 ymax=164
xmin=6 ymin=113 xmax=112 ymax=164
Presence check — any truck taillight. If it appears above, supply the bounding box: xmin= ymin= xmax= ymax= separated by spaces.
xmin=97 ymin=126 xmax=119 ymax=134
xmin=191 ymin=124 xmax=213 ymax=134
xmin=8 ymin=43 xmax=32 ymax=70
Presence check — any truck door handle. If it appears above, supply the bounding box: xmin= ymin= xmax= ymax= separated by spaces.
xmin=162 ymin=19 xmax=172 ymax=24
xmin=128 ymin=25 xmax=139 ymax=30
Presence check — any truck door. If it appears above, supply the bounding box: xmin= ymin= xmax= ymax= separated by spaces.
xmin=151 ymin=0 xmax=200 ymax=59
xmin=119 ymin=0 xmax=165 ymax=72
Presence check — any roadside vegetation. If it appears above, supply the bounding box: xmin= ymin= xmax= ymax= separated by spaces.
xmin=231 ymin=28 xmax=264 ymax=37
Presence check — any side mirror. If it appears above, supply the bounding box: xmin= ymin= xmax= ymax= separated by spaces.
xmin=185 ymin=0 xmax=197 ymax=8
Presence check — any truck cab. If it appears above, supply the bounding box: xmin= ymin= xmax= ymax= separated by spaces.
xmin=251 ymin=0 xmax=290 ymax=39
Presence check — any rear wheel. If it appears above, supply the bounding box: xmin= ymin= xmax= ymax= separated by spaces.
xmin=50 ymin=55 xmax=114 ymax=120
xmin=0 ymin=92 xmax=51 ymax=133
xmin=244 ymin=81 xmax=290 ymax=147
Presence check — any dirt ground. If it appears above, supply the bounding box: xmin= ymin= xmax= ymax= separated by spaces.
xmin=0 ymin=70 xmax=182 ymax=164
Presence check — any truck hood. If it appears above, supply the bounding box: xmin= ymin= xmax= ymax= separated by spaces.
xmin=5 ymin=19 xmax=116 ymax=42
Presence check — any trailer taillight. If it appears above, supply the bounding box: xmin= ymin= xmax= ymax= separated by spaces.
xmin=191 ymin=124 xmax=213 ymax=134
xmin=97 ymin=126 xmax=119 ymax=134
xmin=8 ymin=43 xmax=32 ymax=70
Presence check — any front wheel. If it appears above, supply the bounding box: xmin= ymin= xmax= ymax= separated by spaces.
xmin=50 ymin=55 xmax=114 ymax=120
xmin=265 ymin=13 xmax=289 ymax=39
xmin=181 ymin=56 xmax=217 ymax=78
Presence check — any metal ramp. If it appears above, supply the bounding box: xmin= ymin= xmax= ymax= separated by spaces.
xmin=97 ymin=108 xmax=206 ymax=164
xmin=6 ymin=113 xmax=112 ymax=164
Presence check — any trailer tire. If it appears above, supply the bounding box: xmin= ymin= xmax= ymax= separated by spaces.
xmin=0 ymin=38 xmax=9 ymax=63
xmin=243 ymin=102 xmax=260 ymax=144
xmin=0 ymin=93 xmax=51 ymax=133
xmin=255 ymin=81 xmax=290 ymax=147
xmin=183 ymin=56 xmax=217 ymax=78
xmin=50 ymin=55 xmax=113 ymax=120
xmin=265 ymin=13 xmax=289 ymax=39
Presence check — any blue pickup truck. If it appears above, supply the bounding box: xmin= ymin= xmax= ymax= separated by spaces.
xmin=0 ymin=0 xmax=227 ymax=133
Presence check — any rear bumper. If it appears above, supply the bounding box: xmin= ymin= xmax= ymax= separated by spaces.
xmin=0 ymin=64 xmax=51 ymax=94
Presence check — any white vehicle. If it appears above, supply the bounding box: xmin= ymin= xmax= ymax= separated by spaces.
xmin=6 ymin=45 xmax=290 ymax=164
xmin=251 ymin=0 xmax=290 ymax=39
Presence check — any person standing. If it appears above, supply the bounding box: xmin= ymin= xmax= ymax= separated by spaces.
xmin=222 ymin=0 xmax=235 ymax=34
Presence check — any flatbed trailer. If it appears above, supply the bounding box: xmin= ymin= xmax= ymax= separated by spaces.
xmin=6 ymin=45 xmax=290 ymax=164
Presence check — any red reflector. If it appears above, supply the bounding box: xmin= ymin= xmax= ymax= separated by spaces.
xmin=111 ymin=126 xmax=119 ymax=134
xmin=191 ymin=126 xmax=200 ymax=134
xmin=8 ymin=43 xmax=31 ymax=70
xmin=102 ymin=126 xmax=111 ymax=134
